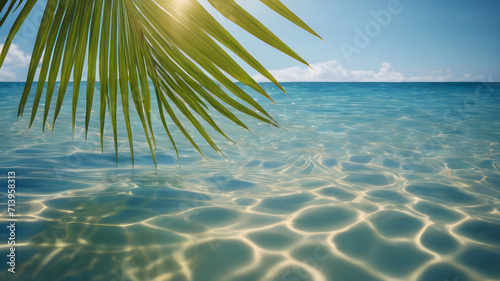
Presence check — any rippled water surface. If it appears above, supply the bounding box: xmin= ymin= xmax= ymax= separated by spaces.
xmin=1 ymin=82 xmax=500 ymax=281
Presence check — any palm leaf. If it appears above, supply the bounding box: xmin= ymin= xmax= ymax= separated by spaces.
xmin=0 ymin=0 xmax=320 ymax=165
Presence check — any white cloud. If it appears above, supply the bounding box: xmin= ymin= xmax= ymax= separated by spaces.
xmin=351 ymin=62 xmax=405 ymax=82
xmin=1 ymin=44 xmax=31 ymax=68
xmin=406 ymin=73 xmax=453 ymax=82
xmin=0 ymin=43 xmax=31 ymax=81
xmin=0 ymin=67 xmax=16 ymax=81
xmin=253 ymin=60 xmax=475 ymax=82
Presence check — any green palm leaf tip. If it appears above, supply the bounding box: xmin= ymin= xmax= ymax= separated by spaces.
xmin=2 ymin=0 xmax=320 ymax=164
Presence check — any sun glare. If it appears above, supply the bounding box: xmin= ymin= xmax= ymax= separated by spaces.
xmin=169 ymin=0 xmax=192 ymax=17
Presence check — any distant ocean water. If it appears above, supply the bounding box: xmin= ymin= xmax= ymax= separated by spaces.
xmin=0 ymin=82 xmax=500 ymax=281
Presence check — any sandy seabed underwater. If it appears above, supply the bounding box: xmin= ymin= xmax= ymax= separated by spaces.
xmin=1 ymin=82 xmax=500 ymax=281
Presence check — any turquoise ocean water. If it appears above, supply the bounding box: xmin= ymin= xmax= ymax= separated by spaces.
xmin=1 ymin=82 xmax=500 ymax=281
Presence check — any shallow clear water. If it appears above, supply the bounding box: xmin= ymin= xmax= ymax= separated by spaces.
xmin=1 ymin=82 xmax=500 ymax=281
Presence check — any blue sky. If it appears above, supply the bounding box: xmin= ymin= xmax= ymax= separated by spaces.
xmin=1 ymin=0 xmax=499 ymax=82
